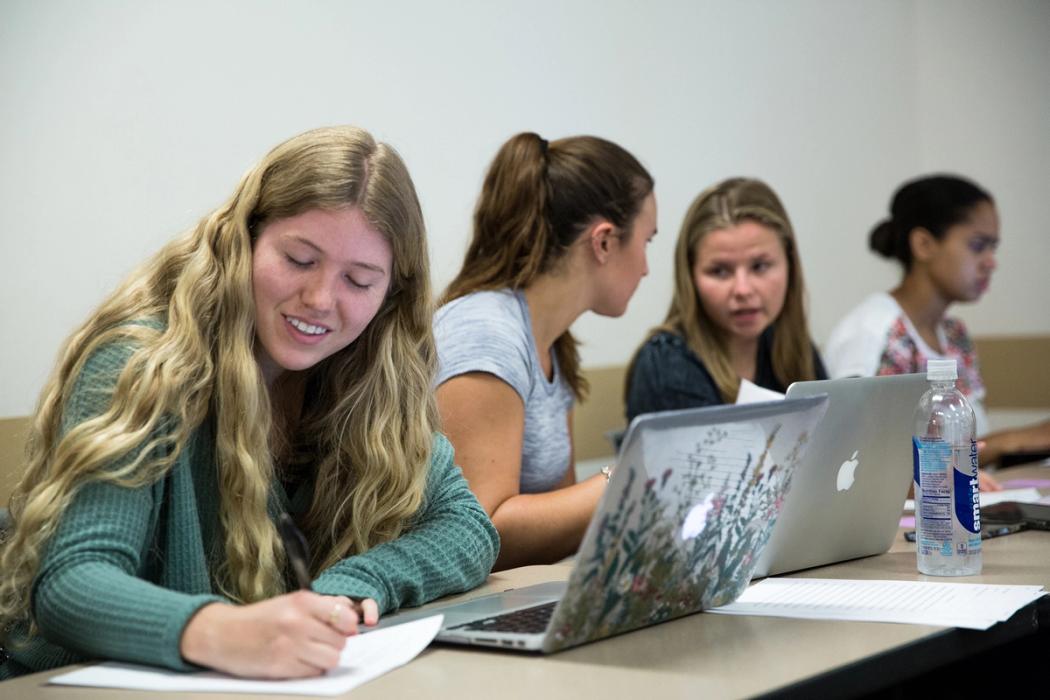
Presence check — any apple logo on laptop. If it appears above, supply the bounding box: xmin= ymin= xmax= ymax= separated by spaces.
xmin=681 ymin=494 xmax=716 ymax=540
xmin=837 ymin=450 xmax=860 ymax=491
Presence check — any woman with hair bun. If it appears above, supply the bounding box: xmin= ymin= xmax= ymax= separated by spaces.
xmin=624 ymin=177 xmax=826 ymax=421
xmin=825 ymin=174 xmax=1016 ymax=483
xmin=0 ymin=126 xmax=498 ymax=679
xmin=435 ymin=132 xmax=656 ymax=570
xmin=825 ymin=175 xmax=997 ymax=430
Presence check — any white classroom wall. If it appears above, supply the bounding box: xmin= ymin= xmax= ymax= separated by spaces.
xmin=913 ymin=2 xmax=1050 ymax=335
xmin=1 ymin=0 xmax=1048 ymax=418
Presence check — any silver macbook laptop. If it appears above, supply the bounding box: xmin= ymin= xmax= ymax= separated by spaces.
xmin=430 ymin=396 xmax=828 ymax=653
xmin=750 ymin=373 xmax=926 ymax=578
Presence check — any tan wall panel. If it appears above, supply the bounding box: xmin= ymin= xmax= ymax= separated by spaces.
xmin=0 ymin=416 xmax=30 ymax=506
xmin=975 ymin=335 xmax=1050 ymax=409
xmin=573 ymin=366 xmax=628 ymax=461
xmin=573 ymin=335 xmax=1050 ymax=461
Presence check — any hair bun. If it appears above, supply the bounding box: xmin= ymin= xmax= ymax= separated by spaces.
xmin=868 ymin=219 xmax=897 ymax=258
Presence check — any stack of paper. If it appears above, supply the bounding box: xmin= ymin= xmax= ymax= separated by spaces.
xmin=710 ymin=579 xmax=1045 ymax=630
xmin=50 ymin=614 xmax=443 ymax=696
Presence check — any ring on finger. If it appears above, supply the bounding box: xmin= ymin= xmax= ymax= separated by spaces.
xmin=328 ymin=603 xmax=342 ymax=627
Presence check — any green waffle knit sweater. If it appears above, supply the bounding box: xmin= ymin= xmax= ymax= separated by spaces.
xmin=1 ymin=339 xmax=499 ymax=678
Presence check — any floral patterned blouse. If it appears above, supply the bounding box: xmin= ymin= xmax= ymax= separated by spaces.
xmin=825 ymin=292 xmax=988 ymax=435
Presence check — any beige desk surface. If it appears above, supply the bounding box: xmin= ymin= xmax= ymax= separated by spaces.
xmin=6 ymin=464 xmax=1050 ymax=699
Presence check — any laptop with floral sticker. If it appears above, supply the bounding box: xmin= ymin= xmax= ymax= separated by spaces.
xmin=433 ymin=396 xmax=828 ymax=653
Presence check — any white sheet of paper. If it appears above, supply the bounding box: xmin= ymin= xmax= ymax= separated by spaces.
xmin=49 ymin=614 xmax=443 ymax=696
xmin=710 ymin=579 xmax=1045 ymax=630
xmin=903 ymin=487 xmax=1043 ymax=513
xmin=735 ymin=379 xmax=785 ymax=405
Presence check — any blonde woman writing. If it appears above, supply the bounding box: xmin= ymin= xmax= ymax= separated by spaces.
xmin=0 ymin=126 xmax=498 ymax=679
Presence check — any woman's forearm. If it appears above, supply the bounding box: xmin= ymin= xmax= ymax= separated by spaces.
xmin=490 ymin=474 xmax=605 ymax=571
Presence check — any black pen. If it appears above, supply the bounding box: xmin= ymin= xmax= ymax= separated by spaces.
xmin=277 ymin=512 xmax=313 ymax=590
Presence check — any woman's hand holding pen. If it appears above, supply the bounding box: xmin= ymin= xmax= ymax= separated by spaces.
xmin=179 ymin=591 xmax=372 ymax=678
xmin=180 ymin=512 xmax=382 ymax=679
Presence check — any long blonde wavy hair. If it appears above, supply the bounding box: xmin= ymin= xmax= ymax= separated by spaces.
xmin=0 ymin=126 xmax=437 ymax=632
xmin=628 ymin=177 xmax=817 ymax=403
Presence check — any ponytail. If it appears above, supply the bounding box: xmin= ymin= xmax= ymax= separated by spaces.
xmin=444 ymin=133 xmax=553 ymax=296
xmin=444 ymin=132 xmax=653 ymax=399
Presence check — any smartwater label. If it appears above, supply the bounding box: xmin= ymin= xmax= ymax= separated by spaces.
xmin=953 ymin=440 xmax=981 ymax=535
xmin=914 ymin=437 xmax=952 ymax=557
xmin=914 ymin=437 xmax=950 ymax=496
xmin=914 ymin=436 xmax=981 ymax=562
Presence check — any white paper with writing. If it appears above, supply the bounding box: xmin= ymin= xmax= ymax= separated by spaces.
xmin=711 ymin=579 xmax=1044 ymax=630
xmin=49 ymin=614 xmax=443 ymax=696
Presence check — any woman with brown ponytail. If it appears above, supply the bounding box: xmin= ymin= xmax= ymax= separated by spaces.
xmin=434 ymin=133 xmax=656 ymax=570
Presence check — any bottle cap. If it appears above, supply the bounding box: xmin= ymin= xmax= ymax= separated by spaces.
xmin=926 ymin=358 xmax=957 ymax=381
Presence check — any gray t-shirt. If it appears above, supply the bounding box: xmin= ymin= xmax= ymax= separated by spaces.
xmin=434 ymin=289 xmax=574 ymax=494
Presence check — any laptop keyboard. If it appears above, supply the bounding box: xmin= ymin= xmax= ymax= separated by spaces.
xmin=448 ymin=600 xmax=557 ymax=634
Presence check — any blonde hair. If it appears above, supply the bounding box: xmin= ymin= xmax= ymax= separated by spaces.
xmin=441 ymin=132 xmax=653 ymax=400
xmin=0 ymin=126 xmax=437 ymax=633
xmin=628 ymin=177 xmax=816 ymax=403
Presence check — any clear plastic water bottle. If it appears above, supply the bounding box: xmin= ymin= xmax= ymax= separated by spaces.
xmin=913 ymin=359 xmax=981 ymax=576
